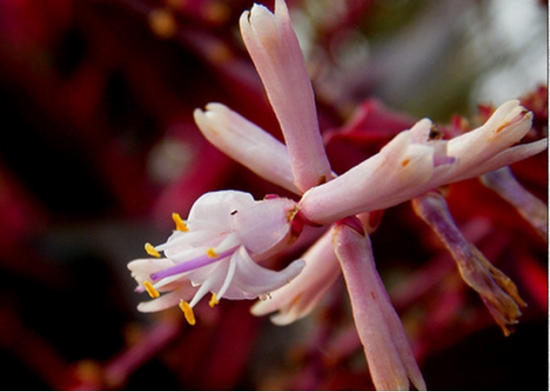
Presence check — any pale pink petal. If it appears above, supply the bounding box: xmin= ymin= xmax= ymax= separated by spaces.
xmin=185 ymin=260 xmax=225 ymax=286
xmin=299 ymin=130 xmax=434 ymax=224
xmin=162 ymin=232 xmax=241 ymax=265
xmin=128 ymin=258 xmax=175 ymax=286
xmin=137 ymin=285 xmax=196 ymax=313
xmin=250 ymin=229 xmax=340 ymax=325
xmin=222 ymin=246 xmax=305 ymax=300
xmin=188 ymin=263 xmax=227 ymax=307
xmin=188 ymin=190 xmax=255 ymax=225
xmin=446 ymin=100 xmax=532 ymax=167
xmin=239 ymin=0 xmax=332 ymax=192
xmin=234 ymin=196 xmax=297 ymax=255
xmin=438 ymin=100 xmax=534 ymax=183
xmin=156 ymin=230 xmax=214 ymax=252
xmin=193 ymin=103 xmax=299 ymax=194
xmin=450 ymin=138 xmax=547 ymax=182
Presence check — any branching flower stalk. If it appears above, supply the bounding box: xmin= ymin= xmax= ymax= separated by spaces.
xmin=128 ymin=0 xmax=547 ymax=389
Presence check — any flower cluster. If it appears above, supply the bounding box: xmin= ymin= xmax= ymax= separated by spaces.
xmin=128 ymin=0 xmax=546 ymax=389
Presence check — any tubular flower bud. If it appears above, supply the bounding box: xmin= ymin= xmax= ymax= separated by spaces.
xmin=239 ymin=0 xmax=332 ymax=192
xmin=299 ymin=100 xmax=541 ymax=225
xmin=194 ymin=103 xmax=298 ymax=194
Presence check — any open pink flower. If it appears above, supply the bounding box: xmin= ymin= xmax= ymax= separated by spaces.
xmin=128 ymin=190 xmax=304 ymax=324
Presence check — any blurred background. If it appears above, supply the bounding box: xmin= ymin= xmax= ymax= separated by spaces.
xmin=0 ymin=0 xmax=546 ymax=389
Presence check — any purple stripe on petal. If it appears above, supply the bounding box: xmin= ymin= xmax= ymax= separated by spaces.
xmin=150 ymin=246 xmax=239 ymax=281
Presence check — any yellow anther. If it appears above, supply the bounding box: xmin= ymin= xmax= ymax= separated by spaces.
xmin=172 ymin=212 xmax=189 ymax=232
xmin=144 ymin=243 xmax=161 ymax=258
xmin=206 ymin=248 xmax=219 ymax=258
xmin=143 ymin=281 xmax=160 ymax=299
xmin=179 ymin=300 xmax=196 ymax=325
xmin=209 ymin=293 xmax=219 ymax=308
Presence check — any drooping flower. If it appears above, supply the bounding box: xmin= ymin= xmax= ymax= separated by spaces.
xmin=411 ymin=191 xmax=527 ymax=336
xmin=128 ymin=190 xmax=305 ymax=324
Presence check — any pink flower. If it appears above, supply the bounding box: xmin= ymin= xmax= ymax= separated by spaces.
xmin=128 ymin=190 xmax=304 ymax=324
xmin=299 ymin=100 xmax=543 ymax=224
xmin=239 ymin=0 xmax=332 ymax=192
